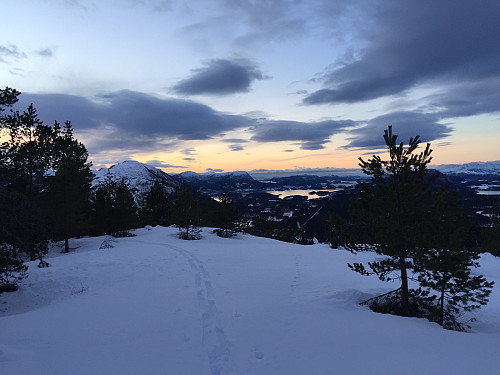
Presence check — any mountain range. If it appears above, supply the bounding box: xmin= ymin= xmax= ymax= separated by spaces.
xmin=92 ymin=160 xmax=500 ymax=197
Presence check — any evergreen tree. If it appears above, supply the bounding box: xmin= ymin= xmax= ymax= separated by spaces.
xmin=92 ymin=176 xmax=138 ymax=237
xmin=0 ymin=89 xmax=27 ymax=288
xmin=0 ymin=90 xmax=52 ymax=265
xmin=415 ymin=183 xmax=494 ymax=330
xmin=171 ymin=185 xmax=201 ymax=240
xmin=0 ymin=190 xmax=28 ymax=291
xmin=92 ymin=175 xmax=116 ymax=235
xmin=346 ymin=126 xmax=494 ymax=329
xmin=46 ymin=121 xmax=94 ymax=252
xmin=346 ymin=125 xmax=434 ymax=316
xmin=0 ymin=243 xmax=27 ymax=292
xmin=112 ymin=178 xmax=138 ymax=236
xmin=215 ymin=192 xmax=240 ymax=238
xmin=142 ymin=179 xmax=171 ymax=226
xmin=481 ymin=205 xmax=500 ymax=256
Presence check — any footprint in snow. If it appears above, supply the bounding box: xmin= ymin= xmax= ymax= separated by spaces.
xmin=253 ymin=347 xmax=264 ymax=360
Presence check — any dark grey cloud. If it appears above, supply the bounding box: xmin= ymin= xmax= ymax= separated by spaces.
xmin=206 ymin=168 xmax=224 ymax=173
xmin=172 ymin=58 xmax=267 ymax=96
xmin=228 ymin=144 xmax=245 ymax=152
xmin=14 ymin=90 xmax=255 ymax=156
xmin=16 ymin=89 xmax=253 ymax=135
xmin=182 ymin=148 xmax=197 ymax=155
xmin=304 ymin=1 xmax=500 ymax=106
xmin=0 ymin=44 xmax=27 ymax=63
xmin=146 ymin=160 xmax=187 ymax=169
xmin=183 ymin=157 xmax=196 ymax=162
xmin=251 ymin=119 xmax=357 ymax=150
xmin=36 ymin=48 xmax=55 ymax=58
xmin=423 ymin=78 xmax=500 ymax=119
xmin=343 ymin=111 xmax=453 ymax=149
xmin=221 ymin=138 xmax=249 ymax=143
xmin=283 ymin=149 xmax=294 ymax=153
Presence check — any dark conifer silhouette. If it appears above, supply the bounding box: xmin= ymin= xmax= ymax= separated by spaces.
xmin=346 ymin=126 xmax=493 ymax=329
xmin=0 ymin=89 xmax=52 ymax=266
xmin=47 ymin=121 xmax=93 ymax=252
xmin=142 ymin=179 xmax=171 ymax=226
xmin=171 ymin=185 xmax=201 ymax=240
xmin=215 ymin=192 xmax=240 ymax=238
xmin=92 ymin=176 xmax=138 ymax=237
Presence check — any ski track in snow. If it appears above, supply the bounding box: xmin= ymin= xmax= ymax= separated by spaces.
xmin=135 ymin=237 xmax=236 ymax=375
xmin=289 ymin=251 xmax=301 ymax=301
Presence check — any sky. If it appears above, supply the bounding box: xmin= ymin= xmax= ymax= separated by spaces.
xmin=2 ymin=0 xmax=500 ymax=173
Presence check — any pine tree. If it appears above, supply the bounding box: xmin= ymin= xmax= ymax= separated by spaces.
xmin=481 ymin=205 xmax=500 ymax=256
xmin=346 ymin=125 xmax=434 ymax=316
xmin=215 ymin=192 xmax=240 ymax=238
xmin=346 ymin=126 xmax=494 ymax=329
xmin=171 ymin=185 xmax=201 ymax=240
xmin=91 ymin=176 xmax=138 ymax=236
xmin=0 ymin=91 xmax=52 ymax=266
xmin=414 ymin=183 xmax=494 ymax=330
xmin=46 ymin=121 xmax=93 ymax=252
xmin=112 ymin=178 xmax=138 ymax=236
xmin=0 ymin=88 xmax=27 ymax=289
xmin=0 ymin=190 xmax=28 ymax=291
xmin=92 ymin=175 xmax=116 ymax=235
xmin=142 ymin=179 xmax=171 ymax=226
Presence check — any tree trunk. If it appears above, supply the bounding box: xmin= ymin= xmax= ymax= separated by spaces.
xmin=399 ymin=255 xmax=410 ymax=315
xmin=64 ymin=236 xmax=69 ymax=253
xmin=438 ymin=273 xmax=448 ymax=326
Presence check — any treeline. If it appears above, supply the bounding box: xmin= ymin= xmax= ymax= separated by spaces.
xmin=0 ymin=88 xmax=240 ymax=290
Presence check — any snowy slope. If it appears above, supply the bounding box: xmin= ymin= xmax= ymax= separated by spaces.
xmin=1 ymin=227 xmax=499 ymax=375
xmin=93 ymin=160 xmax=182 ymax=198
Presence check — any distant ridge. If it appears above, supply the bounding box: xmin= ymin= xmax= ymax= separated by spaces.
xmin=433 ymin=161 xmax=500 ymax=175
xmin=174 ymin=170 xmax=264 ymax=194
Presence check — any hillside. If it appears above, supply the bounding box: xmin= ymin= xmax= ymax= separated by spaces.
xmin=1 ymin=226 xmax=499 ymax=375
xmin=93 ymin=160 xmax=183 ymax=203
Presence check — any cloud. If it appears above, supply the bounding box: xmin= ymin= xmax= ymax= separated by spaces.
xmin=0 ymin=44 xmax=27 ymax=63
xmin=221 ymin=138 xmax=249 ymax=143
xmin=221 ymin=0 xmax=310 ymax=48
xmin=183 ymin=157 xmax=196 ymax=161
xmin=178 ymin=0 xmax=310 ymax=52
xmin=145 ymin=159 xmax=187 ymax=169
xmin=15 ymin=90 xmax=255 ymax=156
xmin=304 ymin=1 xmax=500 ymax=105
xmin=250 ymin=119 xmax=357 ymax=150
xmin=423 ymin=78 xmax=500 ymax=119
xmin=36 ymin=48 xmax=55 ymax=58
xmin=206 ymin=168 xmax=224 ymax=173
xmin=228 ymin=144 xmax=245 ymax=151
xmin=172 ymin=58 xmax=268 ymax=96
xmin=283 ymin=149 xmax=295 ymax=153
xmin=182 ymin=148 xmax=197 ymax=155
xmin=342 ymin=111 xmax=453 ymax=149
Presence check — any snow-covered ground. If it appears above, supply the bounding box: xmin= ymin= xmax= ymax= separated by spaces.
xmin=1 ymin=226 xmax=499 ymax=375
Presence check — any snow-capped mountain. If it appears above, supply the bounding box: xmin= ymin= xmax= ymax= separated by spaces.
xmin=434 ymin=161 xmax=500 ymax=175
xmin=93 ymin=160 xmax=182 ymax=197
